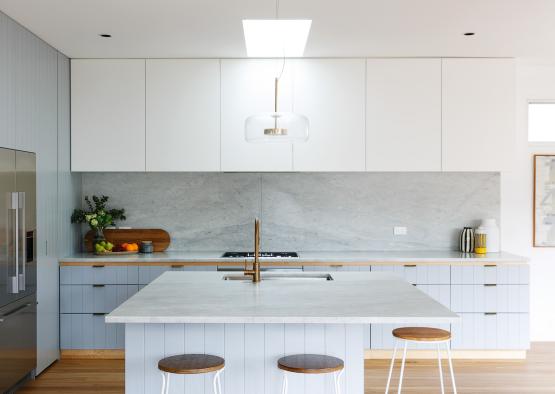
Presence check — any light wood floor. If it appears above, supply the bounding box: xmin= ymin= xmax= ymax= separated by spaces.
xmin=18 ymin=343 xmax=555 ymax=393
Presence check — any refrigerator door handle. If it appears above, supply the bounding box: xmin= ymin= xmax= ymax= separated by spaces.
xmin=8 ymin=192 xmax=19 ymax=294
xmin=18 ymin=192 xmax=26 ymax=292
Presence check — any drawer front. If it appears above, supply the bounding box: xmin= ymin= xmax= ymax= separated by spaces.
xmin=60 ymin=313 xmax=124 ymax=349
xmin=371 ymin=322 xmax=451 ymax=350
xmin=60 ymin=285 xmax=139 ymax=313
xmin=138 ymin=266 xmax=174 ymax=284
xmin=451 ymin=264 xmax=529 ymax=285
xmin=416 ymin=284 xmax=451 ymax=309
xmin=60 ymin=265 xmax=139 ymax=285
xmin=451 ymin=285 xmax=529 ymax=313
xmin=451 ymin=313 xmax=529 ymax=350
xmin=370 ymin=265 xmax=450 ymax=284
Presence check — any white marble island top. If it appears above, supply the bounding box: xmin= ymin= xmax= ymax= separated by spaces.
xmin=106 ymin=271 xmax=459 ymax=324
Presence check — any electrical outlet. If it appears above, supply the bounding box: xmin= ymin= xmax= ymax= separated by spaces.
xmin=393 ymin=226 xmax=408 ymax=236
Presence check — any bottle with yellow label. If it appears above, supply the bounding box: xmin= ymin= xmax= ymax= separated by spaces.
xmin=474 ymin=229 xmax=487 ymax=254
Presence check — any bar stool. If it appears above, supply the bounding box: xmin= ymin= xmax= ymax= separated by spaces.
xmin=278 ymin=354 xmax=344 ymax=394
xmin=158 ymin=354 xmax=224 ymax=394
xmin=385 ymin=327 xmax=457 ymax=394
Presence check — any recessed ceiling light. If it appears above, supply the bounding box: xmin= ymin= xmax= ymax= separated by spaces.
xmin=99 ymin=34 xmax=112 ymax=38
xmin=463 ymin=32 xmax=475 ymax=36
xmin=242 ymin=19 xmax=312 ymax=57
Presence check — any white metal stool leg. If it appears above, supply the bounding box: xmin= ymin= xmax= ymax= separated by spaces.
xmin=213 ymin=367 xmax=224 ymax=394
xmin=333 ymin=368 xmax=344 ymax=394
xmin=160 ymin=372 xmax=166 ymax=394
xmin=281 ymin=371 xmax=289 ymax=394
xmin=385 ymin=340 xmax=399 ymax=393
xmin=397 ymin=341 xmax=408 ymax=394
xmin=437 ymin=344 xmax=445 ymax=394
xmin=446 ymin=343 xmax=458 ymax=394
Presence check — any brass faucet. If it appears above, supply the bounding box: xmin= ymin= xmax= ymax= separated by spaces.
xmin=244 ymin=218 xmax=261 ymax=283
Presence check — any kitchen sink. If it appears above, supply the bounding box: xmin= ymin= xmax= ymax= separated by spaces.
xmin=223 ymin=273 xmax=334 ymax=281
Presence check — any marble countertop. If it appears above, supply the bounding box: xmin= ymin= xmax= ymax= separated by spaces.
xmin=106 ymin=271 xmax=460 ymax=324
xmin=60 ymin=250 xmax=527 ymax=265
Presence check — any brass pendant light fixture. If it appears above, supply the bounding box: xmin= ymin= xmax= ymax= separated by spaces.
xmin=242 ymin=0 xmax=311 ymax=143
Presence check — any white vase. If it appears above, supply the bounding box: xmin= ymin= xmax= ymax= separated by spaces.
xmin=479 ymin=218 xmax=500 ymax=253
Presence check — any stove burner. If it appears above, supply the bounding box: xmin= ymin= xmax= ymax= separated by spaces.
xmin=222 ymin=252 xmax=299 ymax=258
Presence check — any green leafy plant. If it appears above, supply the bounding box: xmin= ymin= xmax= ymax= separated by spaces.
xmin=71 ymin=195 xmax=126 ymax=231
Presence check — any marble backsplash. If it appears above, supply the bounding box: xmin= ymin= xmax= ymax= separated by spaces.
xmin=81 ymin=172 xmax=500 ymax=252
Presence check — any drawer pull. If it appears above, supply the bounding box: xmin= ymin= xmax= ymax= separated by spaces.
xmin=404 ymin=264 xmax=417 ymax=268
xmin=92 ymin=265 xmax=105 ymax=268
xmin=484 ymin=312 xmax=497 ymax=316
xmin=93 ymin=313 xmax=106 ymax=316
xmin=484 ymin=284 xmax=497 ymax=287
xmin=484 ymin=264 xmax=497 ymax=268
xmin=171 ymin=265 xmax=183 ymax=268
xmin=92 ymin=284 xmax=105 ymax=288
xmin=330 ymin=265 xmax=344 ymax=268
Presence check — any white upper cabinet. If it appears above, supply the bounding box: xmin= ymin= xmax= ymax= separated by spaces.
xmin=442 ymin=58 xmax=515 ymax=172
xmin=366 ymin=59 xmax=442 ymax=171
xmin=146 ymin=60 xmax=220 ymax=171
xmin=71 ymin=59 xmax=146 ymax=172
xmin=292 ymin=59 xmax=366 ymax=171
xmin=221 ymin=59 xmax=294 ymax=171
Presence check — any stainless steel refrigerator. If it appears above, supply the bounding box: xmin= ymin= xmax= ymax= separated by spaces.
xmin=0 ymin=148 xmax=37 ymax=392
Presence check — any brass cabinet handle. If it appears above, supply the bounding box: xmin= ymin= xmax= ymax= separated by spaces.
xmin=484 ymin=264 xmax=497 ymax=268
xmin=404 ymin=264 xmax=417 ymax=268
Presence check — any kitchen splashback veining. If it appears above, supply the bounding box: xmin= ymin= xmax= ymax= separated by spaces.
xmin=81 ymin=172 xmax=499 ymax=252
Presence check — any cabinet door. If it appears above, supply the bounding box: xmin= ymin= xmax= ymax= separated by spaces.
xmin=71 ymin=59 xmax=146 ymax=171
xmin=292 ymin=59 xmax=366 ymax=171
xmin=442 ymin=58 xmax=515 ymax=171
xmin=221 ymin=59 xmax=293 ymax=171
xmin=146 ymin=60 xmax=220 ymax=171
xmin=366 ymin=59 xmax=441 ymax=171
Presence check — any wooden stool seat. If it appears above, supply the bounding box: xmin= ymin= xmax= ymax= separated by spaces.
xmin=158 ymin=354 xmax=225 ymax=375
xmin=392 ymin=327 xmax=452 ymax=342
xmin=278 ymin=354 xmax=344 ymax=374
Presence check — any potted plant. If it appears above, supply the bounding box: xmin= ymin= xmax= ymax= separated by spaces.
xmin=71 ymin=195 xmax=126 ymax=249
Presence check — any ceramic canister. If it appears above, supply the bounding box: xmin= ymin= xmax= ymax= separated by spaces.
xmin=459 ymin=227 xmax=475 ymax=253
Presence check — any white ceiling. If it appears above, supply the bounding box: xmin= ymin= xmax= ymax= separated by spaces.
xmin=1 ymin=0 xmax=555 ymax=59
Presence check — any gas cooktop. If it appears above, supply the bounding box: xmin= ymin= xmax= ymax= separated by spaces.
xmin=222 ymin=252 xmax=299 ymax=258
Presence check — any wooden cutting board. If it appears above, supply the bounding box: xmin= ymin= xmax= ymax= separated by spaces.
xmin=84 ymin=228 xmax=171 ymax=252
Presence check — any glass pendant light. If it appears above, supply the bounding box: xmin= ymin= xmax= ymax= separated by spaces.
xmin=243 ymin=0 xmax=310 ymax=143
xmin=245 ymin=76 xmax=309 ymax=143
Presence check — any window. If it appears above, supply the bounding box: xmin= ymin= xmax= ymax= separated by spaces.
xmin=529 ymin=102 xmax=555 ymax=142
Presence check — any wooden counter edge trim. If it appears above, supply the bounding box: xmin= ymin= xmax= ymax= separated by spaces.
xmin=59 ymin=260 xmax=529 ymax=267
xmin=60 ymin=348 xmax=525 ymax=361
xmin=61 ymin=349 xmax=125 ymax=360
xmin=364 ymin=349 xmax=527 ymax=360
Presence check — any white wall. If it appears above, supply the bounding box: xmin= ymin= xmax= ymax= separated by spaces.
xmin=503 ymin=59 xmax=555 ymax=342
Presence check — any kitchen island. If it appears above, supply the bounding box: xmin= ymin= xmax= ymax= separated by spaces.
xmin=107 ymin=271 xmax=458 ymax=394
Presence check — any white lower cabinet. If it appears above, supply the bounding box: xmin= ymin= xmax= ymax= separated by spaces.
xmin=60 ymin=264 xmax=217 ymax=350
xmin=451 ymin=313 xmax=529 ymax=350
